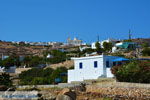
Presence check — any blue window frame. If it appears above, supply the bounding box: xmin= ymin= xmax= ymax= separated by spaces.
xmin=106 ymin=61 xmax=109 ymax=68
xmin=79 ymin=62 xmax=83 ymax=69
xmin=94 ymin=61 xmax=98 ymax=68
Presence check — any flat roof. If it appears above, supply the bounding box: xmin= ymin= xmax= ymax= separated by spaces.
xmin=71 ymin=55 xmax=103 ymax=60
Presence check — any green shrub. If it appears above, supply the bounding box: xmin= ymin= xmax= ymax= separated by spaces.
xmin=19 ymin=67 xmax=67 ymax=85
xmin=111 ymin=60 xmax=150 ymax=83
xmin=50 ymin=67 xmax=67 ymax=83
xmin=46 ymin=50 xmax=67 ymax=64
xmin=142 ymin=48 xmax=150 ymax=56
xmin=0 ymin=73 xmax=12 ymax=86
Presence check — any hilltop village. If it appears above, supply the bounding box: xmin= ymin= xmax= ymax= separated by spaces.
xmin=0 ymin=37 xmax=150 ymax=99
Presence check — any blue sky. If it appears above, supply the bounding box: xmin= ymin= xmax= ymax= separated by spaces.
xmin=0 ymin=0 xmax=150 ymax=43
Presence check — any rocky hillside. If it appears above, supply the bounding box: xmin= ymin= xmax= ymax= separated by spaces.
xmin=0 ymin=41 xmax=49 ymax=56
xmin=132 ymin=38 xmax=150 ymax=45
xmin=46 ymin=60 xmax=74 ymax=69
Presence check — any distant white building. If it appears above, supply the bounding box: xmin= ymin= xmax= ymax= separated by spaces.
xmin=0 ymin=66 xmax=5 ymax=72
xmin=68 ymin=55 xmax=129 ymax=83
xmin=46 ymin=54 xmax=53 ymax=58
xmin=91 ymin=38 xmax=119 ymax=49
xmin=91 ymin=42 xmax=101 ymax=49
xmin=112 ymin=42 xmax=139 ymax=53
xmin=101 ymin=38 xmax=119 ymax=48
xmin=67 ymin=37 xmax=83 ymax=46
xmin=48 ymin=42 xmax=63 ymax=47
xmin=79 ymin=46 xmax=91 ymax=52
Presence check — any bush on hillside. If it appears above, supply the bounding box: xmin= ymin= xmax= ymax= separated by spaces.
xmin=95 ymin=42 xmax=103 ymax=54
xmin=0 ymin=55 xmax=20 ymax=68
xmin=19 ymin=67 xmax=67 ymax=85
xmin=142 ymin=48 xmax=150 ymax=56
xmin=19 ymin=68 xmax=53 ymax=85
xmin=23 ymin=56 xmax=44 ymax=67
xmin=0 ymin=73 xmax=12 ymax=86
xmin=46 ymin=50 xmax=67 ymax=64
xmin=111 ymin=61 xmax=150 ymax=83
xmin=50 ymin=67 xmax=67 ymax=84
xmin=103 ymin=42 xmax=113 ymax=52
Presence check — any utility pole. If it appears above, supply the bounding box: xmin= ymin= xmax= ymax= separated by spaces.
xmin=129 ymin=29 xmax=132 ymax=40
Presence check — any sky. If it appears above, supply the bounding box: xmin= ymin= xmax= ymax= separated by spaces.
xmin=0 ymin=0 xmax=150 ymax=43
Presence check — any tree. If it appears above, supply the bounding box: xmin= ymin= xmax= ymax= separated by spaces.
xmin=29 ymin=56 xmax=44 ymax=67
xmin=95 ymin=42 xmax=102 ymax=54
xmin=142 ymin=48 xmax=150 ymax=56
xmin=50 ymin=67 xmax=67 ymax=84
xmin=0 ymin=55 xmax=21 ymax=68
xmin=22 ymin=56 xmax=44 ymax=67
xmin=81 ymin=48 xmax=95 ymax=54
xmin=19 ymin=68 xmax=53 ymax=85
xmin=22 ymin=56 xmax=31 ymax=67
xmin=0 ymin=73 xmax=12 ymax=86
xmin=1 ymin=57 xmax=15 ymax=68
xmin=10 ymin=55 xmax=21 ymax=67
xmin=19 ymin=67 xmax=67 ymax=85
xmin=141 ymin=42 xmax=149 ymax=48
xmin=103 ymin=42 xmax=113 ymax=52
xmin=46 ymin=50 xmax=67 ymax=64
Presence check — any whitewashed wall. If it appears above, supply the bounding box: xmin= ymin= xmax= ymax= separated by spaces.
xmin=68 ymin=55 xmax=105 ymax=83
xmin=68 ymin=55 xmax=120 ymax=83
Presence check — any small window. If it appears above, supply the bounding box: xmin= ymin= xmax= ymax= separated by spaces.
xmin=79 ymin=62 xmax=83 ymax=69
xmin=94 ymin=61 xmax=98 ymax=68
xmin=106 ymin=61 xmax=109 ymax=68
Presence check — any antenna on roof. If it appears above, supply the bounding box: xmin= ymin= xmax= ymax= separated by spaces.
xmin=129 ymin=29 xmax=132 ymax=40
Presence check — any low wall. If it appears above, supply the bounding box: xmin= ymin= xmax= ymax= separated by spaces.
xmin=96 ymin=82 xmax=150 ymax=88
xmin=16 ymin=83 xmax=81 ymax=89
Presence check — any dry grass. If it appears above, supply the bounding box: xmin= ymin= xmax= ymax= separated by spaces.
xmin=15 ymin=68 xmax=32 ymax=74
xmin=45 ymin=60 xmax=74 ymax=69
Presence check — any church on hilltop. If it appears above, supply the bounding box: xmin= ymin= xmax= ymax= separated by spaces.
xmin=67 ymin=37 xmax=83 ymax=46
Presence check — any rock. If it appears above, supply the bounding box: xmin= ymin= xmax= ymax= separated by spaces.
xmin=0 ymin=85 xmax=7 ymax=91
xmin=40 ymin=91 xmax=57 ymax=100
xmin=79 ymin=83 xmax=86 ymax=92
xmin=56 ymin=88 xmax=76 ymax=100
xmin=56 ymin=95 xmax=72 ymax=100
xmin=71 ymin=83 xmax=86 ymax=92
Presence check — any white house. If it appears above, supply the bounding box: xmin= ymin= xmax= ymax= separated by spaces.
xmin=68 ymin=55 xmax=128 ymax=83
xmin=46 ymin=54 xmax=53 ymax=58
xmin=0 ymin=66 xmax=5 ymax=72
xmin=112 ymin=42 xmax=139 ymax=53
xmin=91 ymin=42 xmax=101 ymax=49
xmin=91 ymin=38 xmax=118 ymax=49
xmin=101 ymin=38 xmax=119 ymax=48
